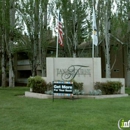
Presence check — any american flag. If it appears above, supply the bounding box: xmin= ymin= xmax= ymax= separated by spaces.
xmin=57 ymin=13 xmax=63 ymax=46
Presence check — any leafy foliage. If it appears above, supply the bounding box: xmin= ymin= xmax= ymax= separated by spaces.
xmin=54 ymin=0 xmax=89 ymax=57
xmin=94 ymin=81 xmax=123 ymax=94
xmin=27 ymin=76 xmax=47 ymax=94
xmin=27 ymin=77 xmax=35 ymax=88
xmin=72 ymin=80 xmax=84 ymax=95
xmin=73 ymin=80 xmax=83 ymax=91
xmin=89 ymin=89 xmax=102 ymax=95
xmin=45 ymin=82 xmax=53 ymax=95
xmin=46 ymin=82 xmax=53 ymax=91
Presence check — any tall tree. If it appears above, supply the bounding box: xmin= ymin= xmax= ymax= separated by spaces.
xmin=39 ymin=0 xmax=49 ymax=76
xmin=54 ymin=0 xmax=88 ymax=57
xmin=0 ymin=0 xmax=17 ymax=87
xmin=18 ymin=0 xmax=39 ymax=76
xmin=104 ymin=0 xmax=111 ymax=78
xmin=123 ymin=1 xmax=130 ymax=87
xmin=18 ymin=0 xmax=50 ymax=77
xmin=1 ymin=0 xmax=16 ymax=87
xmin=97 ymin=0 xmax=116 ymax=78
xmin=32 ymin=0 xmax=39 ymax=76
xmin=0 ymin=0 xmax=7 ymax=87
xmin=0 ymin=0 xmax=18 ymax=87
xmin=8 ymin=0 xmax=16 ymax=87
xmin=127 ymin=11 xmax=130 ymax=87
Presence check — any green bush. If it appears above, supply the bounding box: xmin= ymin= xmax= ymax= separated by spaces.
xmin=46 ymin=82 xmax=53 ymax=91
xmin=72 ymin=80 xmax=84 ymax=95
xmin=73 ymin=80 xmax=83 ymax=91
xmin=27 ymin=77 xmax=35 ymax=88
xmin=45 ymin=82 xmax=53 ymax=95
xmin=27 ymin=76 xmax=47 ymax=94
xmin=94 ymin=81 xmax=123 ymax=94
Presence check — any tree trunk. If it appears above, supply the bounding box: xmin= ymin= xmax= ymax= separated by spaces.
xmin=39 ymin=0 xmax=48 ymax=77
xmin=105 ymin=30 xmax=111 ymax=78
xmin=8 ymin=53 xmax=15 ymax=87
xmin=126 ymin=11 xmax=130 ymax=87
xmin=64 ymin=21 xmax=71 ymax=57
xmin=73 ymin=32 xmax=77 ymax=58
xmin=32 ymin=0 xmax=39 ymax=76
xmin=1 ymin=0 xmax=6 ymax=87
xmin=104 ymin=0 xmax=111 ymax=78
xmin=126 ymin=49 xmax=130 ymax=87
xmin=8 ymin=0 xmax=15 ymax=87
xmin=72 ymin=1 xmax=77 ymax=58
xmin=1 ymin=35 xmax=7 ymax=87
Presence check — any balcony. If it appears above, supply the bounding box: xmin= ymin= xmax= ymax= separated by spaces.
xmin=17 ymin=60 xmax=30 ymax=66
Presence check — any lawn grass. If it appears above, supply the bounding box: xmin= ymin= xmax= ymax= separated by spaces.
xmin=0 ymin=87 xmax=130 ymax=130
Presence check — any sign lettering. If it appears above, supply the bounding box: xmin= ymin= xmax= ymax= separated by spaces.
xmin=53 ymin=82 xmax=73 ymax=94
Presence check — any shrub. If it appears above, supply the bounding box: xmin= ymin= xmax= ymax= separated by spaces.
xmin=73 ymin=80 xmax=83 ymax=91
xmin=27 ymin=76 xmax=47 ymax=94
xmin=45 ymin=82 xmax=53 ymax=95
xmin=94 ymin=81 xmax=123 ymax=94
xmin=46 ymin=82 xmax=53 ymax=91
xmin=89 ymin=89 xmax=102 ymax=95
xmin=27 ymin=77 xmax=35 ymax=88
xmin=72 ymin=80 xmax=84 ymax=95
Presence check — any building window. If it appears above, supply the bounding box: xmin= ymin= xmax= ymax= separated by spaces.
xmin=17 ymin=70 xmax=32 ymax=78
xmin=114 ymin=69 xmax=119 ymax=72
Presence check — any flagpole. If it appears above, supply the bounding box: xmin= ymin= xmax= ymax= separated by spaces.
xmin=92 ymin=0 xmax=95 ymax=88
xmin=92 ymin=0 xmax=95 ymax=58
xmin=92 ymin=0 xmax=98 ymax=88
xmin=92 ymin=30 xmax=95 ymax=89
xmin=92 ymin=35 xmax=94 ymax=58
xmin=56 ymin=10 xmax=59 ymax=58
xmin=56 ymin=30 xmax=59 ymax=57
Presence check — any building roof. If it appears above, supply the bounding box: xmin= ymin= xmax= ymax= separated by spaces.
xmin=78 ymin=41 xmax=91 ymax=49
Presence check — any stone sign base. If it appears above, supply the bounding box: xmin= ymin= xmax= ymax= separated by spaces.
xmin=43 ymin=58 xmax=126 ymax=94
xmin=25 ymin=91 xmax=128 ymax=99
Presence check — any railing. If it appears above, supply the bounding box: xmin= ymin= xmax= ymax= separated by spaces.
xmin=16 ymin=78 xmax=28 ymax=83
xmin=17 ymin=60 xmax=30 ymax=65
